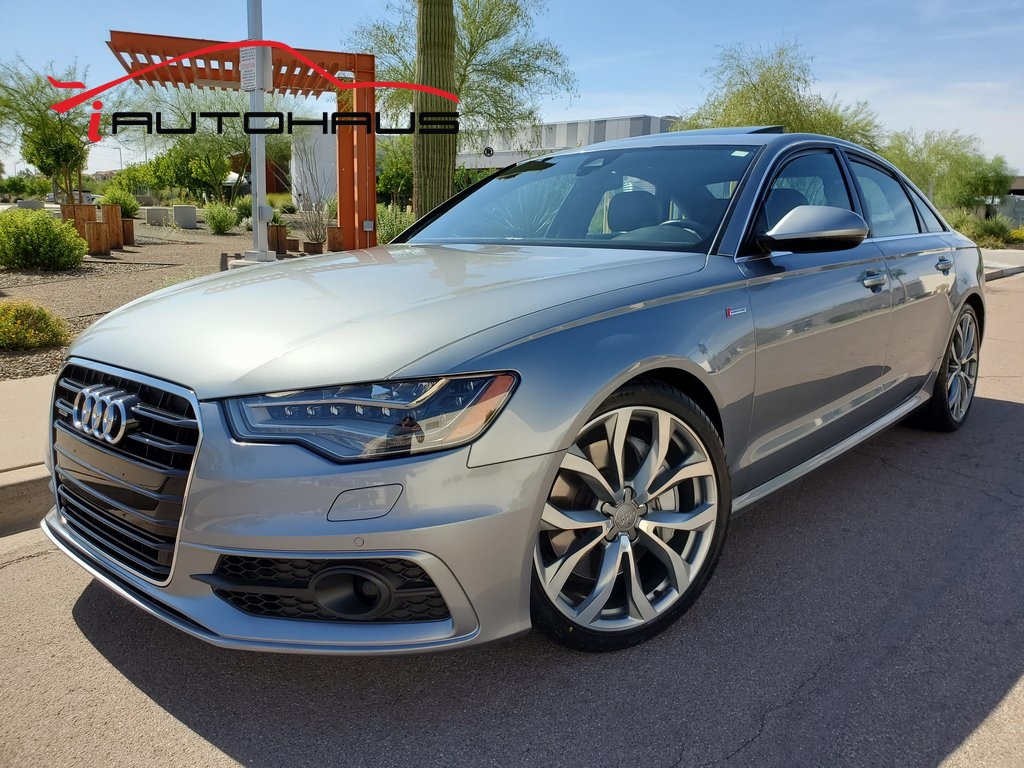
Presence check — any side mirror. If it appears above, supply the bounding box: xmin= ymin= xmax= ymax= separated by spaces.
xmin=757 ymin=205 xmax=869 ymax=253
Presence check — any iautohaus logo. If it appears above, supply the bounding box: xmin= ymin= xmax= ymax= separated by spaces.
xmin=49 ymin=39 xmax=460 ymax=142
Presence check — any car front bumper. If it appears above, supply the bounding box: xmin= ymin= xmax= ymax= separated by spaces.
xmin=44 ymin=400 xmax=562 ymax=655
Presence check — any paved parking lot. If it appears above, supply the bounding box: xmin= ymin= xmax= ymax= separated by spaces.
xmin=1 ymin=277 xmax=1022 ymax=768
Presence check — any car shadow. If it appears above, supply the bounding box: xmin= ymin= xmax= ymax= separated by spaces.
xmin=73 ymin=395 xmax=1024 ymax=768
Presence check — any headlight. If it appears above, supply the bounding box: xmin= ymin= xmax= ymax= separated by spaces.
xmin=224 ymin=373 xmax=517 ymax=462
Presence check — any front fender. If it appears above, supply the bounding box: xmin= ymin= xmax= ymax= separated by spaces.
xmin=461 ymin=274 xmax=756 ymax=472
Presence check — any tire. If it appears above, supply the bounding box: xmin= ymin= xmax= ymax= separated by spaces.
xmin=531 ymin=378 xmax=731 ymax=652
xmin=906 ymin=305 xmax=981 ymax=432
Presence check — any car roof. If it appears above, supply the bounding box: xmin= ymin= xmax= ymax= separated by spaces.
xmin=566 ymin=126 xmax=864 ymax=155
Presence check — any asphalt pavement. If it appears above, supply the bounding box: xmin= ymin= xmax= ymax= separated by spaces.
xmin=1 ymin=276 xmax=1022 ymax=768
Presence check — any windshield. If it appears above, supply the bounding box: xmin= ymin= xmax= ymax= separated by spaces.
xmin=406 ymin=145 xmax=757 ymax=252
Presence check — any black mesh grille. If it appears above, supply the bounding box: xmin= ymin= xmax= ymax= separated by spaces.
xmin=210 ymin=556 xmax=451 ymax=623
xmin=51 ymin=363 xmax=199 ymax=581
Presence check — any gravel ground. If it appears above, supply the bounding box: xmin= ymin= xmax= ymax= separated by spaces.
xmin=0 ymin=220 xmax=256 ymax=381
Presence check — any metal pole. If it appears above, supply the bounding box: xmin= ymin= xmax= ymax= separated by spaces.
xmin=246 ymin=0 xmax=271 ymax=260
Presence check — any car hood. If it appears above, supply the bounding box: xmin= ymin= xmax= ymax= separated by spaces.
xmin=69 ymin=242 xmax=706 ymax=398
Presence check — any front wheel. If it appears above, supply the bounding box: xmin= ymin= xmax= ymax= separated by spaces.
xmin=531 ymin=379 xmax=730 ymax=652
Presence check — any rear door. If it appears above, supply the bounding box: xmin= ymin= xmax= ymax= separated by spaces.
xmin=844 ymin=155 xmax=957 ymax=404
xmin=738 ymin=147 xmax=894 ymax=489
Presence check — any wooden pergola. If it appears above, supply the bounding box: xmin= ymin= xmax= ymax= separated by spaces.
xmin=107 ymin=30 xmax=377 ymax=250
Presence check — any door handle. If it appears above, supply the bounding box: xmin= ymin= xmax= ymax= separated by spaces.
xmin=862 ymin=271 xmax=887 ymax=289
xmin=935 ymin=256 xmax=953 ymax=273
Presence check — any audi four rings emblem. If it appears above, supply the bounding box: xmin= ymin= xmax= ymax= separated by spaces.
xmin=71 ymin=385 xmax=140 ymax=445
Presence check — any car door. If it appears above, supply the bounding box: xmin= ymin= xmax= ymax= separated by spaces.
xmin=737 ymin=147 xmax=894 ymax=489
xmin=844 ymin=154 xmax=957 ymax=404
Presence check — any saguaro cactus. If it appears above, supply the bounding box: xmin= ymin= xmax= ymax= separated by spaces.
xmin=413 ymin=0 xmax=457 ymax=219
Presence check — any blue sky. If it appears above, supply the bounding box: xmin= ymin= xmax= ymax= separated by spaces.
xmin=1 ymin=0 xmax=1020 ymax=174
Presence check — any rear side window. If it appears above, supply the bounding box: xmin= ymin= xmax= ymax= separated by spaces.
xmin=849 ymin=159 xmax=920 ymax=237
xmin=908 ymin=186 xmax=945 ymax=232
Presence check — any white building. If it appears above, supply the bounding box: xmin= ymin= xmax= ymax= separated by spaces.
xmin=457 ymin=114 xmax=678 ymax=169
xmin=289 ymin=126 xmax=337 ymax=209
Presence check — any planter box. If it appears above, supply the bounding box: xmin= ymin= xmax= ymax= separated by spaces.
xmin=146 ymin=207 xmax=171 ymax=226
xmin=173 ymin=204 xmax=197 ymax=229
xmin=285 ymin=237 xmax=300 ymax=251
xmin=100 ymin=204 xmax=124 ymax=249
xmin=85 ymin=220 xmax=110 ymax=256
xmin=303 ymin=241 xmax=323 ymax=255
xmin=267 ymin=224 xmax=288 ymax=255
xmin=122 ymin=218 xmax=135 ymax=246
xmin=326 ymin=226 xmax=344 ymax=252
xmin=66 ymin=204 xmax=97 ymax=238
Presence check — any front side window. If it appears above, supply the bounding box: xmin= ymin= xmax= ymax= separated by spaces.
xmin=760 ymin=151 xmax=852 ymax=231
xmin=406 ymin=146 xmax=757 ymax=252
xmin=849 ymin=159 xmax=920 ymax=237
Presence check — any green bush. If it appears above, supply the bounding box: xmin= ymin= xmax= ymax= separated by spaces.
xmin=99 ymin=187 xmax=140 ymax=219
xmin=1010 ymin=227 xmax=1024 ymax=244
xmin=945 ymin=209 xmax=1017 ymax=247
xmin=376 ymin=204 xmax=416 ymax=244
xmin=234 ymin=195 xmax=253 ymax=220
xmin=324 ymin=196 xmax=338 ymax=223
xmin=0 ymin=300 xmax=70 ymax=350
xmin=204 ymin=202 xmax=238 ymax=235
xmin=0 ymin=209 xmax=86 ymax=270
xmin=267 ymin=193 xmax=296 ymax=213
xmin=976 ymin=215 xmax=1014 ymax=242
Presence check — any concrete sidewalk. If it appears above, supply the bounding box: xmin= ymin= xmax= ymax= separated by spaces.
xmin=0 ymin=375 xmax=55 ymax=536
xmin=2 ymin=264 xmax=1022 ymax=536
xmin=981 ymin=248 xmax=1024 ymax=281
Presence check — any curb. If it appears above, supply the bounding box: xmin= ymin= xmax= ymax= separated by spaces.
xmin=985 ymin=266 xmax=1024 ymax=282
xmin=0 ymin=465 xmax=51 ymax=537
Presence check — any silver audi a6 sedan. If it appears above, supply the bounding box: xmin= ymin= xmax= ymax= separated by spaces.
xmin=42 ymin=128 xmax=984 ymax=653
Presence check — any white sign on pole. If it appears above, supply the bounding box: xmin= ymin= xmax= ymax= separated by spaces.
xmin=240 ymin=46 xmax=257 ymax=92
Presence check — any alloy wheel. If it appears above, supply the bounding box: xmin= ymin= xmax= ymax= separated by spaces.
xmin=946 ymin=311 xmax=979 ymax=422
xmin=534 ymin=405 xmax=719 ymax=632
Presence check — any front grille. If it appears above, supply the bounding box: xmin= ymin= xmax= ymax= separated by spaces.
xmin=205 ymin=556 xmax=451 ymax=623
xmin=51 ymin=363 xmax=200 ymax=582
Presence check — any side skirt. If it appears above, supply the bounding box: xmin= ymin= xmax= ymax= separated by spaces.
xmin=732 ymin=389 xmax=929 ymax=514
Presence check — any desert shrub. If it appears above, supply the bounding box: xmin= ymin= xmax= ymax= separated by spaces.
xmin=234 ymin=195 xmax=253 ymax=220
xmin=945 ymin=210 xmax=1018 ymax=247
xmin=376 ymin=204 xmax=416 ymax=244
xmin=975 ymin=215 xmax=1014 ymax=242
xmin=324 ymin=196 xmax=338 ymax=223
xmin=0 ymin=209 xmax=86 ymax=270
xmin=0 ymin=300 xmax=70 ymax=350
xmin=204 ymin=202 xmax=238 ymax=234
xmin=267 ymin=193 xmax=297 ymax=213
xmin=974 ymin=236 xmax=1005 ymax=249
xmin=241 ymin=211 xmax=284 ymax=231
xmin=99 ymin=187 xmax=140 ymax=219
xmin=1010 ymin=227 xmax=1024 ymax=244
xmin=944 ymin=209 xmax=982 ymax=239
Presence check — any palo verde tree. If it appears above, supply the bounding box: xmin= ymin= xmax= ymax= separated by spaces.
xmin=412 ymin=0 xmax=458 ymax=217
xmin=0 ymin=57 xmax=116 ymax=202
xmin=880 ymin=129 xmax=1014 ymax=211
xmin=352 ymin=0 xmax=577 ymax=148
xmin=676 ymin=43 xmax=883 ymax=150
